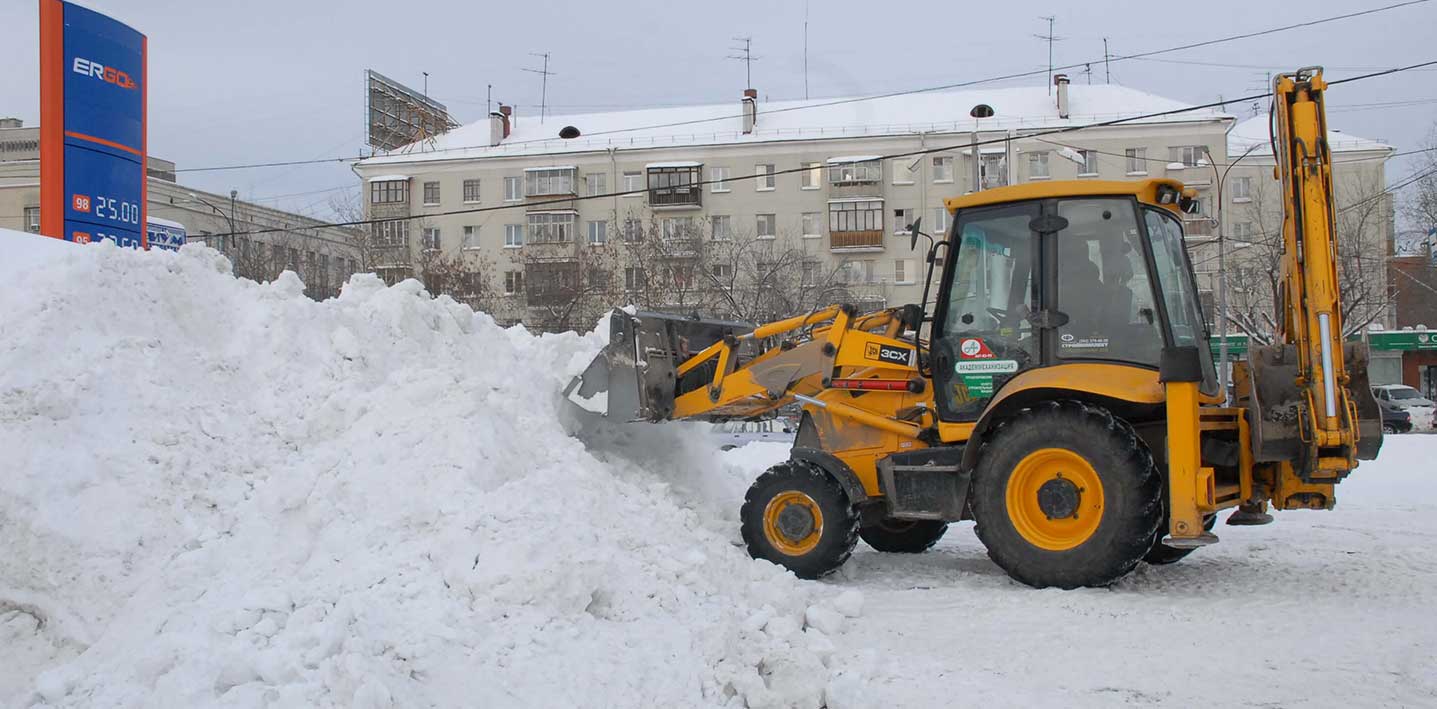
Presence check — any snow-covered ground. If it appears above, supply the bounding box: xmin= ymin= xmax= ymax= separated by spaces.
xmin=2 ymin=234 xmax=1432 ymax=707
xmin=726 ymin=438 xmax=1437 ymax=708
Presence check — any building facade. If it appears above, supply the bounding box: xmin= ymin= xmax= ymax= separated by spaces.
xmin=351 ymin=80 xmax=1392 ymax=334
xmin=1 ymin=118 xmax=363 ymax=300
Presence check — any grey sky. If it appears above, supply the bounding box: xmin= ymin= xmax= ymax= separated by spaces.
xmin=1 ymin=0 xmax=1432 ymax=222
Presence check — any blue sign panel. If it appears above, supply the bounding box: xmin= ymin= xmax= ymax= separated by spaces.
xmin=40 ymin=0 xmax=147 ymax=247
xmin=146 ymin=218 xmax=186 ymax=252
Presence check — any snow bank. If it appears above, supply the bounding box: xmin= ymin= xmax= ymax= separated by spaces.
xmin=0 ymin=243 xmax=851 ymax=707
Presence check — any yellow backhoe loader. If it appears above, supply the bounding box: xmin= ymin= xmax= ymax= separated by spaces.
xmin=566 ymin=67 xmax=1383 ymax=588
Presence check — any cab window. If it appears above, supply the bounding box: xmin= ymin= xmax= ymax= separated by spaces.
xmin=1054 ymin=199 xmax=1163 ymax=366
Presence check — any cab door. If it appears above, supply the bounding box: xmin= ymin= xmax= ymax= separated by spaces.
xmin=930 ymin=201 xmax=1042 ymax=422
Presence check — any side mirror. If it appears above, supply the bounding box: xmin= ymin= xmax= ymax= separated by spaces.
xmin=908 ymin=217 xmax=923 ymax=252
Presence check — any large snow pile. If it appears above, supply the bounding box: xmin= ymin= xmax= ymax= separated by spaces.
xmin=0 ymin=243 xmax=857 ymax=707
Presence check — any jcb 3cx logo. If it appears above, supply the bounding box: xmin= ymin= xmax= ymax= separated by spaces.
xmin=864 ymin=342 xmax=914 ymax=366
xmin=72 ymin=57 xmax=137 ymax=90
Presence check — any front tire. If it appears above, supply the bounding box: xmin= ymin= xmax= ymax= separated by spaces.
xmin=741 ymin=460 xmax=859 ymax=579
xmin=970 ymin=401 xmax=1163 ymax=589
xmin=859 ymin=519 xmax=948 ymax=553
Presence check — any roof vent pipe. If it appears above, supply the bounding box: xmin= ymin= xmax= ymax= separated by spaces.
xmin=742 ymin=88 xmax=758 ymax=135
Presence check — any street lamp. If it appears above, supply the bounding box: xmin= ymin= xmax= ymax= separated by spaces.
xmin=969 ymin=104 xmax=995 ymax=193
xmin=185 ymin=192 xmax=237 ymax=250
xmin=1200 ymin=142 xmax=1266 ymax=402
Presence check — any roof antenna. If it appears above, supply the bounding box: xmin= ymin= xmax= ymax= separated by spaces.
xmin=1034 ymin=16 xmax=1065 ymax=94
xmin=521 ymin=52 xmax=556 ymax=123
xmin=728 ymin=36 xmax=760 ymax=91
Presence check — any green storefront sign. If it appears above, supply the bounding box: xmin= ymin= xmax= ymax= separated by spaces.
xmin=1205 ymin=330 xmax=1437 ymax=358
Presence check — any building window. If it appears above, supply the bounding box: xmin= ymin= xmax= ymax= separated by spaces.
xmin=711 ymin=214 xmax=732 ymax=240
xmin=1231 ymin=176 xmax=1252 ymax=201
xmin=660 ymin=216 xmax=696 ymax=241
xmin=623 ymin=217 xmax=643 ymax=242
xmin=462 ymin=179 xmax=481 ymax=203
xmin=802 ymin=212 xmax=822 ymax=239
xmin=1078 ymin=150 xmax=1098 ymax=176
xmin=526 ymin=261 xmax=579 ymax=305
xmin=623 ymin=171 xmax=643 ymax=196
xmin=504 ymin=223 xmax=524 ymax=248
xmin=710 ymin=166 xmax=730 ymax=192
xmin=587 ymin=220 xmax=608 ymax=245
xmin=463 ymin=225 xmax=481 ymax=249
xmin=585 ymin=172 xmax=607 ymax=197
xmin=930 ymin=207 xmax=948 ymax=234
xmin=319 ymin=254 xmax=330 ymax=286
xmin=1232 ymin=221 xmax=1254 ymax=240
xmin=527 ymin=212 xmax=575 ymax=243
xmin=287 ymin=247 xmax=300 ymax=270
xmin=23 ymin=206 xmax=40 ymax=233
xmin=647 ymin=165 xmax=702 ymax=207
xmin=1125 ymin=148 xmax=1147 ymax=175
xmin=711 ymin=263 xmax=733 ymax=280
xmin=755 ymin=164 xmax=775 ymax=191
xmin=828 ymin=159 xmax=881 ymax=185
xmin=829 ymin=200 xmax=884 ymax=233
xmin=1028 ymin=152 xmax=1050 ymax=179
xmin=894 ymin=258 xmax=915 ymax=285
xmin=801 ymin=162 xmax=822 ymax=189
xmin=504 ymin=176 xmax=522 ymax=201
xmin=756 ymin=213 xmax=776 ymax=238
xmin=840 ymin=259 xmax=878 ymax=284
xmin=624 ymin=266 xmax=645 ymax=291
xmin=372 ymin=219 xmax=409 ymax=247
xmin=421 ymin=227 xmax=441 ymax=251
xmin=1169 ymin=145 xmax=1206 ymax=167
xmin=891 ymin=159 xmax=915 ymax=185
xmin=525 ymin=167 xmax=577 ymax=196
xmin=369 ymin=179 xmax=408 ymax=204
xmin=504 ymin=270 xmax=524 ymax=295
xmin=422 ymin=181 xmax=440 ymax=205
xmin=932 ymin=156 xmax=954 ymax=183
xmin=893 ymin=208 xmax=914 ymax=235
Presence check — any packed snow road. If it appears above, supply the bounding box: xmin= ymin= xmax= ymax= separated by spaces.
xmin=732 ymin=438 xmax=1437 ymax=708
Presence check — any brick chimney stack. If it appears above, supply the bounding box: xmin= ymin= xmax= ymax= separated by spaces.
xmin=742 ymin=89 xmax=758 ymax=135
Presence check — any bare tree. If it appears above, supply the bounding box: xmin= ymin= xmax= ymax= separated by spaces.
xmin=1221 ymin=169 xmax=1394 ymax=344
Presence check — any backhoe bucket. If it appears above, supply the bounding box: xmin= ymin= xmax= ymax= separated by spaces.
xmin=564 ymin=309 xmax=756 ymax=421
xmin=1245 ymin=341 xmax=1383 ymax=474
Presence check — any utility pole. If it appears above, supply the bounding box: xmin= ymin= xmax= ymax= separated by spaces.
xmin=1103 ymin=37 xmax=1112 ymax=83
xmin=522 ymin=52 xmax=555 ymax=123
xmin=728 ymin=36 xmax=760 ymax=89
xmin=1034 ymin=16 xmax=1063 ymax=94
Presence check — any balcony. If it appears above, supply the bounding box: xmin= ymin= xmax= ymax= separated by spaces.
xmin=524 ymin=167 xmax=578 ymax=210
xmin=647 ymin=164 xmax=703 ymax=210
xmin=826 ymin=157 xmax=883 ymax=199
xmin=830 ymin=230 xmax=884 ymax=251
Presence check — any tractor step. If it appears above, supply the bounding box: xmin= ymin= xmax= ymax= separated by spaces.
xmin=1162 ymin=531 xmax=1219 ymax=549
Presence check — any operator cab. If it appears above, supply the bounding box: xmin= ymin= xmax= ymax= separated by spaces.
xmin=926 ymin=179 xmax=1217 ymax=422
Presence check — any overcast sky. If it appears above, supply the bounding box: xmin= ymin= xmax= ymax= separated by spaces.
xmin=1 ymin=0 xmax=1432 ymax=222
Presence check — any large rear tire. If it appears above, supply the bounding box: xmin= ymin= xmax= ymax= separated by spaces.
xmin=859 ymin=519 xmax=948 ymax=553
xmin=741 ymin=460 xmax=859 ymax=579
xmin=970 ymin=401 xmax=1163 ymax=589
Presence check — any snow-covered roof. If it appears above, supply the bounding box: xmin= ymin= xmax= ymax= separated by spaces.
xmin=644 ymin=161 xmax=703 ymax=168
xmin=358 ymin=84 xmax=1232 ymax=167
xmin=366 ymin=174 xmax=409 ymax=182
xmin=1228 ymin=115 xmax=1392 ymax=157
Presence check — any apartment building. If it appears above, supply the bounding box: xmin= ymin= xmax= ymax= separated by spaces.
xmin=354 ymin=78 xmax=1245 ymax=329
xmin=1 ymin=118 xmax=364 ymax=299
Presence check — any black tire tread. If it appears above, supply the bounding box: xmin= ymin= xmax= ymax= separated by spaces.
xmin=859 ymin=519 xmax=949 ymax=553
xmin=740 ymin=460 xmax=860 ymax=579
xmin=970 ymin=400 xmax=1163 ymax=589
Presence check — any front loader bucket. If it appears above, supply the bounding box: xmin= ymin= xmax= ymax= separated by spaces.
xmin=564 ymin=309 xmax=757 ymax=421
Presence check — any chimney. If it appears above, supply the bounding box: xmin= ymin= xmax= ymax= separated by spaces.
xmin=489 ymin=104 xmax=513 ymax=146
xmin=1054 ymin=74 xmax=1070 ymax=119
xmin=0 ymin=118 xmax=22 ymax=129
xmin=741 ymin=89 xmax=758 ymax=135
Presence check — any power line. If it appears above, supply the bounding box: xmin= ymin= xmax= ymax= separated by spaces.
xmin=204 ymin=61 xmax=1437 ymax=240
xmin=173 ymin=1 xmax=1429 ymax=175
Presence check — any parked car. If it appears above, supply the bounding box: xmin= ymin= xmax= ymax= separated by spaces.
xmin=1372 ymin=384 xmax=1435 ymax=431
xmin=1377 ymin=398 xmax=1413 ymax=434
xmin=711 ymin=419 xmax=796 ymax=450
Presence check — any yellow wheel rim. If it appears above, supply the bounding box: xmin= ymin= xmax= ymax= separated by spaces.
xmin=763 ymin=491 xmax=824 ymax=556
xmin=1005 ymin=448 xmax=1105 ymax=551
